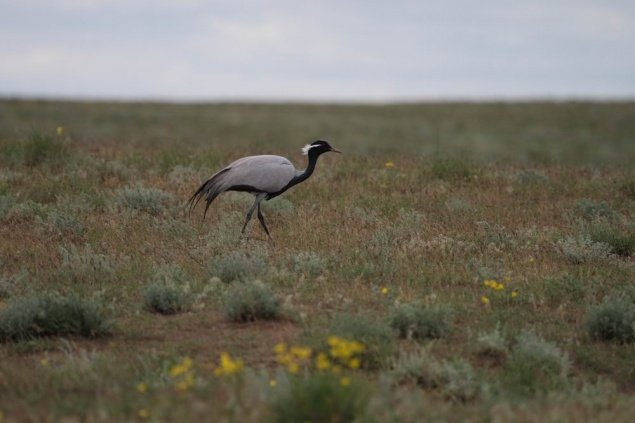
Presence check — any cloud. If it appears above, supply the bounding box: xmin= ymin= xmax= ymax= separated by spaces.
xmin=0 ymin=0 xmax=633 ymax=100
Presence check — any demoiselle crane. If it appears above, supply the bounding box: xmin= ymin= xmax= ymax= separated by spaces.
xmin=188 ymin=140 xmax=341 ymax=239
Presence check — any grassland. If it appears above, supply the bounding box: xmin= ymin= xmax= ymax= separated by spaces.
xmin=0 ymin=99 xmax=634 ymax=422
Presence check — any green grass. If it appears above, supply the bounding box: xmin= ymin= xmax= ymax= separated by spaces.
xmin=0 ymin=99 xmax=634 ymax=420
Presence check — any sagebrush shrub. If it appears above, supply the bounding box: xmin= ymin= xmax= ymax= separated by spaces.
xmin=475 ymin=327 xmax=508 ymax=360
xmin=143 ymin=265 xmax=191 ymax=315
xmin=575 ymin=199 xmax=614 ymax=220
xmin=588 ymin=223 xmax=635 ymax=257
xmin=2 ymin=200 xmax=48 ymax=222
xmin=207 ymin=251 xmax=267 ymax=283
xmin=48 ymin=209 xmax=84 ymax=236
xmin=390 ymin=351 xmax=481 ymax=401
xmin=115 ymin=186 xmax=174 ymax=216
xmin=0 ymin=277 xmax=10 ymax=299
xmin=59 ymin=244 xmax=116 ymax=284
xmin=289 ymin=251 xmax=326 ymax=278
xmin=269 ymin=373 xmax=369 ymax=423
xmin=438 ymin=359 xmax=481 ymax=402
xmin=557 ymin=235 xmax=612 ymax=264
xmin=143 ymin=284 xmax=190 ymax=315
xmin=504 ymin=330 xmax=570 ymax=395
xmin=585 ymin=298 xmax=635 ymax=343
xmin=0 ymin=293 xmax=111 ymax=341
xmin=222 ymin=280 xmax=280 ymax=322
xmin=330 ymin=314 xmax=395 ymax=369
xmin=389 ymin=303 xmax=453 ymax=341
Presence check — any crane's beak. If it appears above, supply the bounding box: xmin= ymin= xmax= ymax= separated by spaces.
xmin=330 ymin=147 xmax=342 ymax=154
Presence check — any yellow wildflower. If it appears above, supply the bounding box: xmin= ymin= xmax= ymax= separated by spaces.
xmin=481 ymin=296 xmax=490 ymax=305
xmin=340 ymin=376 xmax=351 ymax=386
xmin=288 ymin=362 xmax=300 ymax=374
xmin=327 ymin=336 xmax=341 ymax=347
xmin=138 ymin=409 xmax=149 ymax=419
xmin=511 ymin=291 xmax=518 ymax=298
xmin=136 ymin=382 xmax=147 ymax=393
xmin=273 ymin=342 xmax=287 ymax=354
xmin=170 ymin=357 xmax=193 ymax=378
xmin=290 ymin=346 xmax=312 ymax=360
xmin=385 ymin=161 xmax=394 ymax=169
xmin=40 ymin=358 xmax=49 ymax=366
xmin=348 ymin=358 xmax=361 ymax=369
xmin=269 ymin=379 xmax=277 ymax=387
xmin=381 ymin=287 xmax=389 ymax=295
xmin=214 ymin=352 xmax=244 ymax=376
xmin=316 ymin=352 xmax=331 ymax=370
xmin=56 ymin=126 xmax=63 ymax=136
xmin=495 ymin=282 xmax=505 ymax=291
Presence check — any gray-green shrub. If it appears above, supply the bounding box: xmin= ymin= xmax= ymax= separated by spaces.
xmin=0 ymin=293 xmax=111 ymax=341
xmin=330 ymin=314 xmax=395 ymax=369
xmin=143 ymin=265 xmax=191 ymax=315
xmin=115 ymin=186 xmax=174 ymax=216
xmin=585 ymin=298 xmax=635 ymax=343
xmin=207 ymin=251 xmax=267 ymax=283
xmin=588 ymin=223 xmax=635 ymax=257
xmin=390 ymin=351 xmax=481 ymax=401
xmin=143 ymin=284 xmax=190 ymax=315
xmin=269 ymin=373 xmax=369 ymax=423
xmin=504 ymin=330 xmax=570 ymax=395
xmin=59 ymin=244 xmax=116 ymax=284
xmin=575 ymin=199 xmax=614 ymax=220
xmin=475 ymin=327 xmax=508 ymax=360
xmin=557 ymin=235 xmax=613 ymax=264
xmin=222 ymin=280 xmax=280 ymax=322
xmin=289 ymin=251 xmax=326 ymax=278
xmin=48 ymin=209 xmax=84 ymax=236
xmin=389 ymin=303 xmax=453 ymax=341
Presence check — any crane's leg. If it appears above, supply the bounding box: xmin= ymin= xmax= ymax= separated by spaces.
xmin=257 ymin=202 xmax=273 ymax=241
xmin=241 ymin=193 xmax=266 ymax=238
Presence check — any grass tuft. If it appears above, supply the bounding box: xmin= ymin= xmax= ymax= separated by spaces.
xmin=0 ymin=132 xmax=70 ymax=167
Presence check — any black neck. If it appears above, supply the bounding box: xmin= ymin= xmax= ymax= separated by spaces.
xmin=290 ymin=149 xmax=321 ymax=187
xmin=265 ymin=149 xmax=325 ymax=200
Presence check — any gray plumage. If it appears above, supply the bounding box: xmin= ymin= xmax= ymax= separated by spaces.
xmin=188 ymin=140 xmax=341 ymax=240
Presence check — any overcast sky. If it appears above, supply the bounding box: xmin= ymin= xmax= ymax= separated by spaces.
xmin=1 ymin=0 xmax=633 ymax=101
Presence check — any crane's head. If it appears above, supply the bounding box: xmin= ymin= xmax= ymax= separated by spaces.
xmin=301 ymin=140 xmax=342 ymax=156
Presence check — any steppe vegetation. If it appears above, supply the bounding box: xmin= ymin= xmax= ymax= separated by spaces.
xmin=0 ymin=100 xmax=634 ymax=421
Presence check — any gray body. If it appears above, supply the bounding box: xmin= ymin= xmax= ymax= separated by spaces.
xmin=188 ymin=140 xmax=340 ymax=240
xmin=211 ymin=155 xmax=299 ymax=194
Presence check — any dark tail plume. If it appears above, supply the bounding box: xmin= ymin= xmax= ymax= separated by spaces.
xmin=187 ymin=168 xmax=230 ymax=219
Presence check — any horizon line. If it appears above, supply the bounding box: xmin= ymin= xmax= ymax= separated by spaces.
xmin=1 ymin=93 xmax=634 ymax=105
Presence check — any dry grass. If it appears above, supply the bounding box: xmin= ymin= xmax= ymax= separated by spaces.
xmin=0 ymin=99 xmax=634 ymax=420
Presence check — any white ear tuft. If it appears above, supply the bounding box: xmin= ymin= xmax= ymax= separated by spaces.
xmin=301 ymin=144 xmax=314 ymax=155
